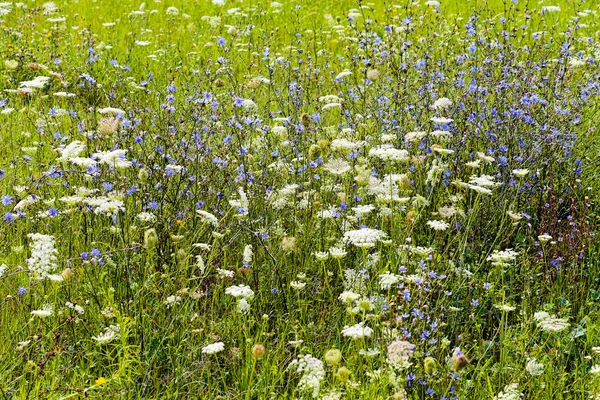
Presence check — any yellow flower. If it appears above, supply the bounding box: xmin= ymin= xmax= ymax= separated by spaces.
xmin=95 ymin=377 xmax=106 ymax=385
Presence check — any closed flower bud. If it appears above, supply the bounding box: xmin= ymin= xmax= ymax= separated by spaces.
xmin=247 ymin=78 xmax=260 ymax=89
xmin=251 ymin=343 xmax=265 ymax=359
xmin=214 ymin=78 xmax=225 ymax=87
xmin=176 ymin=249 xmax=187 ymax=261
xmin=324 ymin=349 xmax=342 ymax=365
xmin=452 ymin=353 xmax=469 ymax=371
xmin=424 ymin=356 xmax=437 ymax=374
xmin=335 ymin=366 xmax=351 ymax=383
xmin=397 ymin=174 xmax=411 ymax=190
xmin=366 ymin=68 xmax=380 ymax=81
xmin=4 ymin=59 xmax=19 ymax=70
xmin=301 ymin=113 xmax=310 ymax=127
xmin=61 ymin=268 xmax=73 ymax=280
xmin=317 ymin=139 xmax=330 ymax=150
xmin=308 ymin=144 xmax=322 ymax=160
xmin=138 ymin=168 xmax=149 ymax=184
xmin=144 ymin=228 xmax=158 ymax=249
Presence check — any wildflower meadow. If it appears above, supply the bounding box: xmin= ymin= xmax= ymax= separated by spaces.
xmin=1 ymin=0 xmax=600 ymax=398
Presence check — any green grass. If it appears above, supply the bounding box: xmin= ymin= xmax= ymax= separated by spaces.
xmin=0 ymin=0 xmax=600 ymax=399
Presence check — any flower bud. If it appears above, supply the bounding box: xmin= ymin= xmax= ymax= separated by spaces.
xmin=144 ymin=228 xmax=158 ymax=249
xmin=424 ymin=356 xmax=437 ymax=374
xmin=251 ymin=344 xmax=265 ymax=359
xmin=452 ymin=353 xmax=469 ymax=371
xmin=335 ymin=366 xmax=351 ymax=383
xmin=324 ymin=349 xmax=342 ymax=365
xmin=138 ymin=168 xmax=149 ymax=184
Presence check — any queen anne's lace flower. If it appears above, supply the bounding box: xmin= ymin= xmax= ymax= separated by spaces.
xmin=202 ymin=342 xmax=225 ymax=354
xmin=288 ymin=354 xmax=325 ymax=398
xmin=343 ymin=228 xmax=387 ymax=248
xmin=27 ymin=233 xmax=61 ymax=281
xmin=341 ymin=322 xmax=373 ymax=339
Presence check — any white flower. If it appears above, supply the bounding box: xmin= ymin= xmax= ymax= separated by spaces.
xmin=314 ymin=251 xmax=330 ymax=261
xmin=217 ymin=268 xmax=234 ymax=278
xmin=329 ymin=247 xmax=347 ymax=259
xmin=166 ymin=6 xmax=179 ymax=15
xmin=343 ymin=228 xmax=387 ymax=248
xmin=487 ymin=249 xmax=519 ymax=266
xmin=534 ymin=311 xmax=551 ymax=322
xmin=27 ymin=233 xmax=61 ymax=280
xmin=387 ymin=340 xmax=415 ymax=364
xmin=164 ymin=295 xmax=182 ymax=306
xmin=56 ymin=141 xmax=86 ymax=162
xmin=335 ymin=70 xmax=352 ymax=80
xmin=92 ymin=324 xmax=121 ymax=345
xmin=404 ymin=131 xmax=427 ymax=143
xmin=341 ymin=322 xmax=373 ymax=339
xmin=197 ymin=209 xmax=218 ymax=226
xmin=359 ymin=348 xmax=380 ymax=357
xmin=31 ymin=304 xmax=54 ymax=318
xmin=507 ymin=211 xmax=523 ymax=221
xmin=137 ymin=212 xmax=157 ymax=224
xmin=591 ymin=365 xmax=600 ymax=375
xmin=323 ymin=159 xmax=351 ymax=175
xmin=541 ymin=6 xmax=560 ymax=12
xmin=331 ymin=138 xmax=362 ymax=151
xmin=92 ymin=149 xmax=131 ymax=169
xmin=202 ymin=342 xmax=225 ymax=354
xmin=291 ymin=281 xmax=306 ymax=290
xmin=494 ymin=383 xmax=522 ymax=400
xmin=426 ymin=220 xmax=450 ymax=231
xmin=237 ymin=298 xmax=250 ymax=313
xmin=430 ymin=130 xmax=452 ymax=139
xmin=338 ymin=291 xmax=361 ymax=303
xmin=512 ymin=169 xmax=529 ymax=178
xmin=288 ymin=354 xmax=325 ymax=398
xmin=225 ymin=284 xmax=254 ymax=299
xmin=19 ymin=76 xmax=50 ymax=90
xmin=432 ymin=97 xmax=452 ymax=110
xmin=98 ymin=107 xmax=125 ymax=115
xmin=0 ymin=263 xmax=7 ymax=278
xmin=69 ymin=157 xmax=97 ymax=167
xmin=379 ymin=272 xmax=401 ymax=290
xmin=17 ymin=340 xmax=31 ymax=350
xmin=538 ymin=234 xmax=552 ymax=243
xmin=352 ymin=204 xmax=375 ymax=216
xmin=537 ymin=317 xmax=569 ymax=332
xmin=430 ymin=116 xmax=453 ymax=124
xmin=368 ymin=145 xmax=410 ymax=162
xmin=469 ymin=174 xmax=500 ymax=188
xmin=526 ymin=358 xmax=544 ymax=376
xmin=243 ymin=244 xmax=253 ymax=264
xmin=494 ymin=304 xmax=516 ymax=312
xmin=322 ymin=102 xmax=341 ymax=111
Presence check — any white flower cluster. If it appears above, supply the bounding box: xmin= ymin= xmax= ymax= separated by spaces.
xmin=534 ymin=311 xmax=569 ymax=332
xmin=225 ymin=284 xmax=255 ymax=314
xmin=27 ymin=233 xmax=62 ymax=281
xmin=387 ymin=340 xmax=416 ymax=367
xmin=92 ymin=324 xmax=121 ymax=345
xmin=494 ymin=383 xmax=522 ymax=400
xmin=368 ymin=145 xmax=410 ymax=162
xmin=379 ymin=271 xmax=401 ymax=290
xmin=197 ymin=209 xmax=218 ymax=226
xmin=288 ymin=354 xmax=325 ymax=398
xmin=202 ymin=341 xmax=225 ymax=354
xmin=487 ymin=249 xmax=519 ymax=267
xmin=341 ymin=322 xmax=373 ymax=339
xmin=342 ymin=228 xmax=387 ymax=248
